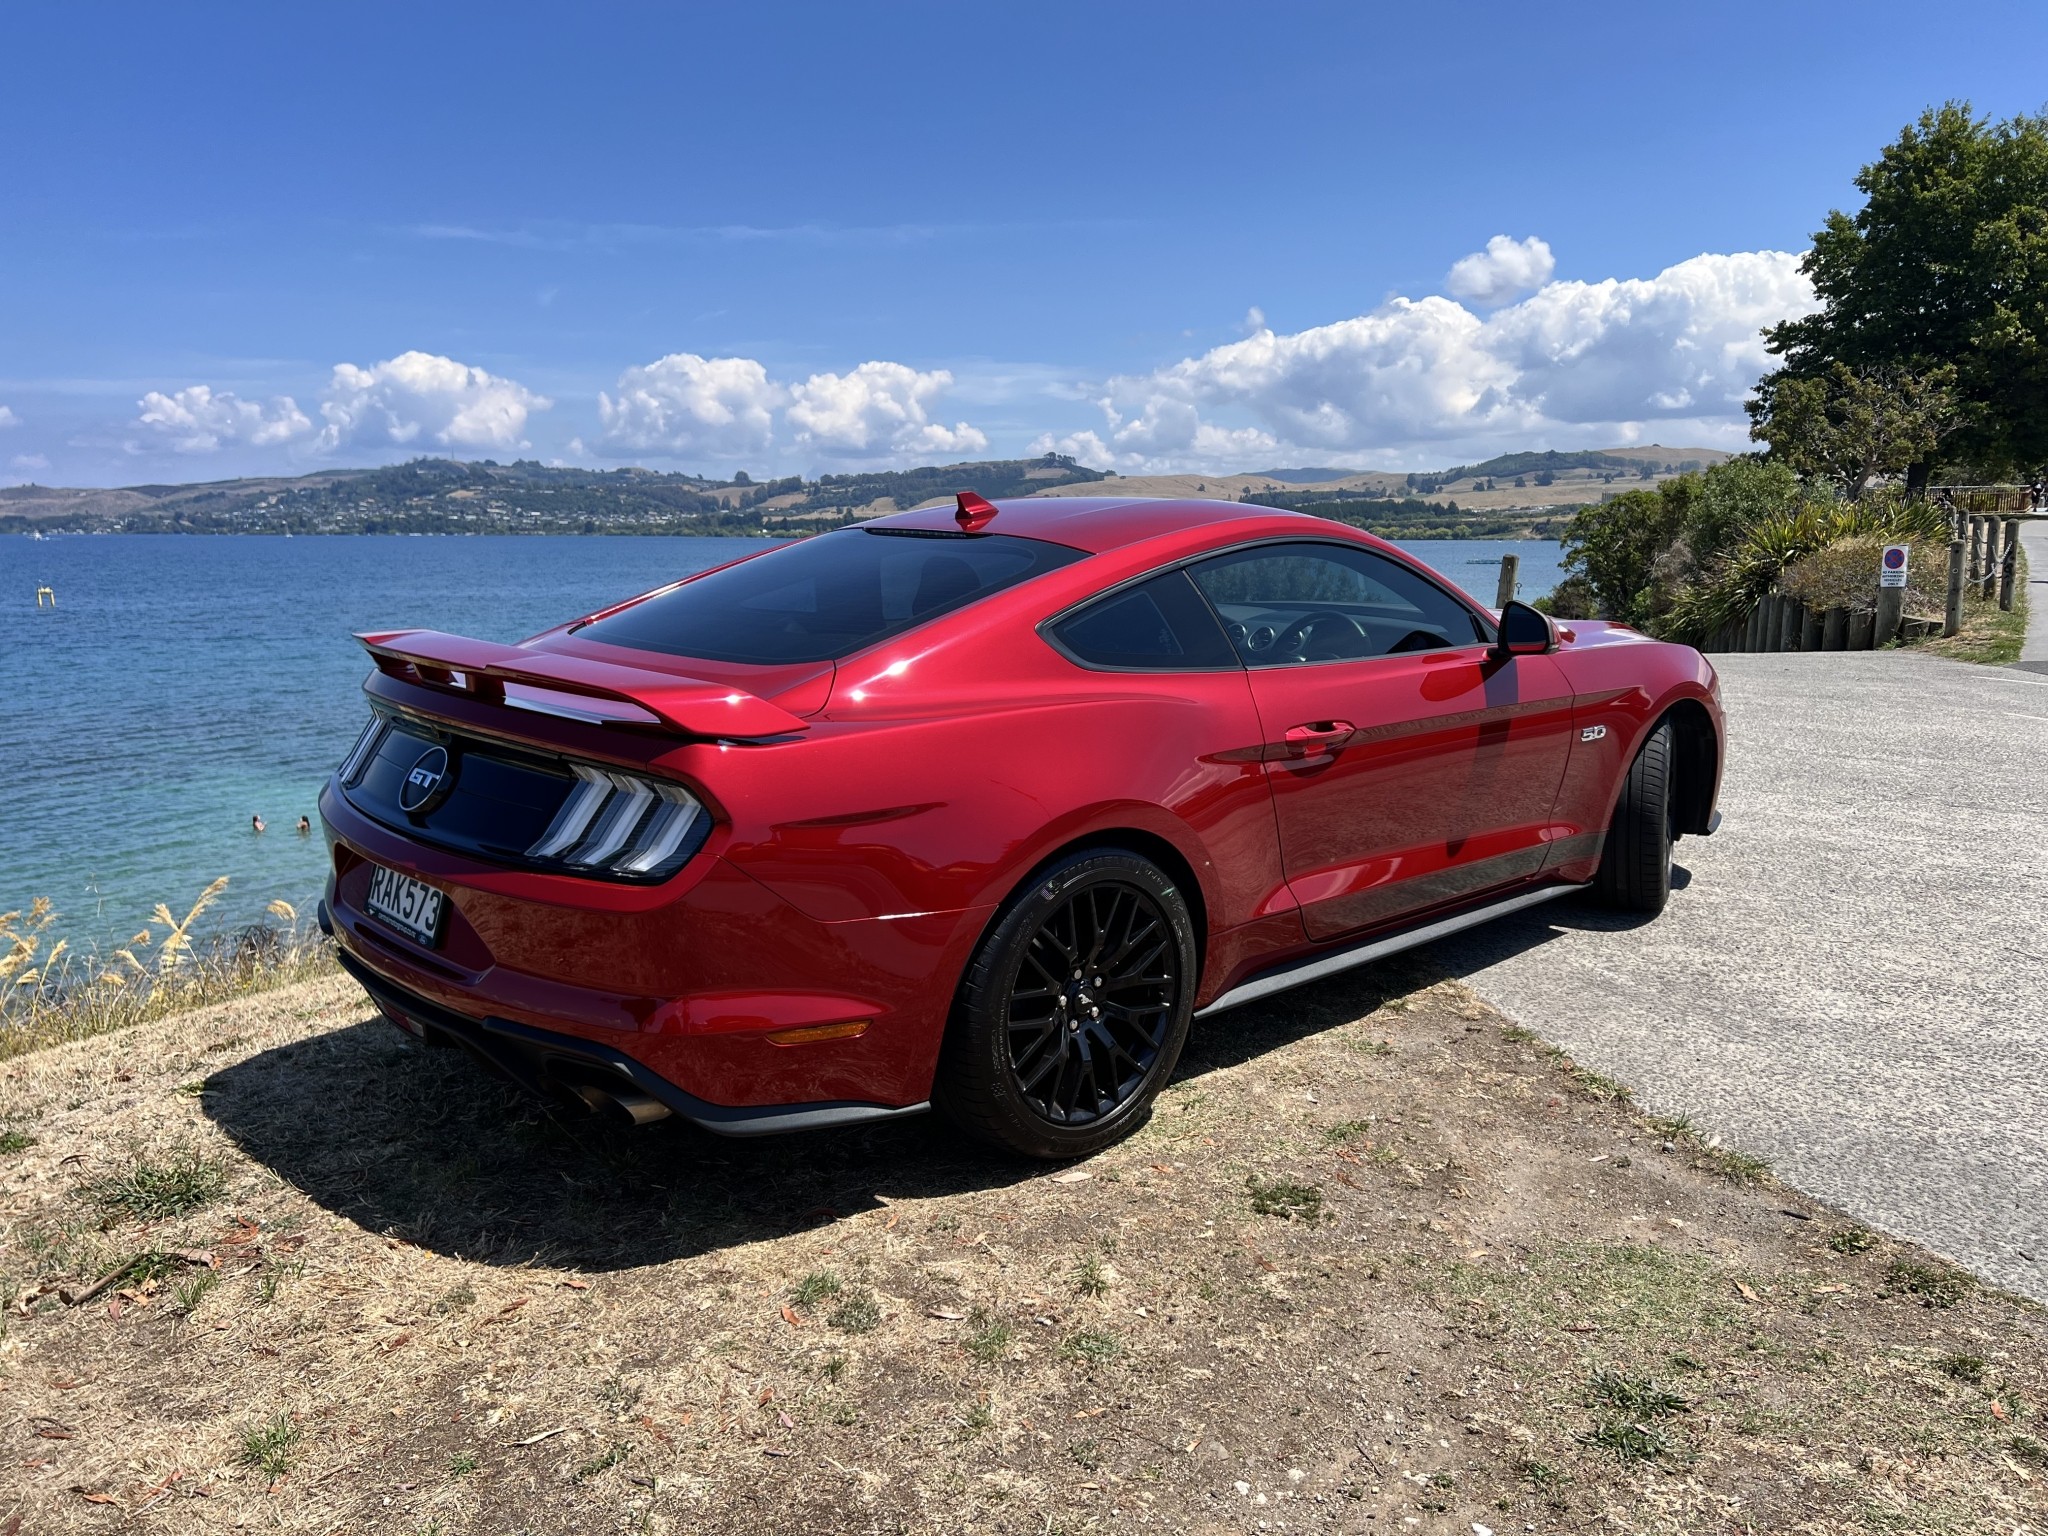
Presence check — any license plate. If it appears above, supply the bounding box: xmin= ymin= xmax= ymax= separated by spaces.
xmin=363 ymin=863 xmax=447 ymax=948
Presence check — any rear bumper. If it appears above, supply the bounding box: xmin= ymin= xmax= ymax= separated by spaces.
xmin=318 ymin=778 xmax=989 ymax=1115
xmin=329 ymin=933 xmax=927 ymax=1137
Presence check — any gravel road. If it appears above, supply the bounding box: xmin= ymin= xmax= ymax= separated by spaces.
xmin=1428 ymin=652 xmax=2048 ymax=1301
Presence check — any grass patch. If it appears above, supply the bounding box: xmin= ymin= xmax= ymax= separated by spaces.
xmin=1885 ymin=1259 xmax=1973 ymax=1309
xmin=172 ymin=1266 xmax=219 ymax=1314
xmin=1829 ymin=1225 xmax=1879 ymax=1254
xmin=80 ymin=1143 xmax=228 ymax=1222
xmin=1936 ymin=1353 xmax=1986 ymax=1384
xmin=572 ymin=1442 xmax=630 ymax=1482
xmin=1071 ymin=1252 xmax=1111 ymax=1298
xmin=0 ymin=1127 xmax=35 ymax=1155
xmin=1246 ymin=1174 xmax=1324 ymax=1221
xmin=828 ymin=1288 xmax=881 ymax=1334
xmin=1321 ymin=1120 xmax=1372 ymax=1145
xmin=956 ymin=1402 xmax=994 ymax=1440
xmin=965 ymin=1309 xmax=1014 ymax=1364
xmin=447 ymin=1451 xmax=479 ymax=1476
xmin=1587 ymin=1367 xmax=1690 ymax=1418
xmin=790 ymin=1268 xmax=843 ymax=1308
xmin=1059 ymin=1327 xmax=1122 ymax=1366
xmin=1577 ymin=1416 xmax=1672 ymax=1463
xmin=2 ymin=883 xmax=332 ymax=1064
xmin=239 ymin=1412 xmax=302 ymax=1479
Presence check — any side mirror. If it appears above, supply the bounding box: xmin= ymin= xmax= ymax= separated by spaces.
xmin=1491 ymin=600 xmax=1558 ymax=660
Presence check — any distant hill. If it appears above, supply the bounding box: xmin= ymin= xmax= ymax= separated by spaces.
xmin=1251 ymin=467 xmax=1360 ymax=484
xmin=0 ymin=444 xmax=1734 ymax=537
xmin=0 ymin=455 xmax=1105 ymax=536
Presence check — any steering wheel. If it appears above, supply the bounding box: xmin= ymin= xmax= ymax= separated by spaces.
xmin=1275 ymin=609 xmax=1367 ymax=660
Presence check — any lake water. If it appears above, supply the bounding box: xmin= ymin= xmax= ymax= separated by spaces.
xmin=1 ymin=533 xmax=1562 ymax=951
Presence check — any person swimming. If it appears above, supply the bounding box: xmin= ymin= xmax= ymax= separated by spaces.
xmin=252 ymin=813 xmax=266 ymax=833
xmin=297 ymin=815 xmax=311 ymax=836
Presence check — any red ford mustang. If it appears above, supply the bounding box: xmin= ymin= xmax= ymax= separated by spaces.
xmin=318 ymin=494 xmax=1723 ymax=1158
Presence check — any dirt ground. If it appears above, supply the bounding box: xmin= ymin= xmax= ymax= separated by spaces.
xmin=1 ymin=953 xmax=2044 ymax=1535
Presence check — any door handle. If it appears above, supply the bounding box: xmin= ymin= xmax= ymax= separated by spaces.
xmin=1281 ymin=721 xmax=1356 ymax=758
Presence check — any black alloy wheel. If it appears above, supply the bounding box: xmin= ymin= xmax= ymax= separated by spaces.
xmin=936 ymin=848 xmax=1198 ymax=1159
xmin=1006 ymin=879 xmax=1181 ymax=1126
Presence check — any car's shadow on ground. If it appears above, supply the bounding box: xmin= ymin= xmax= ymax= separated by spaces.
xmin=203 ymin=889 xmax=1654 ymax=1272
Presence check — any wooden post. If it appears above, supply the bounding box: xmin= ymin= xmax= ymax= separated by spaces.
xmin=1968 ymin=516 xmax=1985 ymax=587
xmin=1982 ymin=520 xmax=2000 ymax=598
xmin=1757 ymin=594 xmax=1778 ymax=650
xmin=1822 ymin=605 xmax=1848 ymax=650
xmin=1944 ymin=536 xmax=1965 ymax=635
xmin=1778 ymin=594 xmax=1802 ymax=652
xmin=1800 ymin=606 xmax=1823 ymax=651
xmin=2000 ymin=519 xmax=2020 ymax=610
xmin=1849 ymin=608 xmax=1875 ymax=650
xmin=1875 ymin=584 xmax=1905 ymax=646
xmin=1744 ymin=603 xmax=1762 ymax=652
xmin=1494 ymin=553 xmax=1519 ymax=610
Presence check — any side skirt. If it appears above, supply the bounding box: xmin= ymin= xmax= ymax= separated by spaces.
xmin=1194 ymin=883 xmax=1582 ymax=1019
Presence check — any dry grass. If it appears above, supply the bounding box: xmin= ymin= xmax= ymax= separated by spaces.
xmin=1 ymin=958 xmax=2044 ymax=1534
xmin=1 ymin=879 xmax=332 ymax=1063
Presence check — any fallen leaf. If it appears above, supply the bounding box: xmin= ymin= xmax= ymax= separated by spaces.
xmin=49 ymin=1376 xmax=82 ymax=1390
xmin=1992 ymin=1400 xmax=2012 ymax=1423
xmin=509 ymin=1427 xmax=569 ymax=1447
xmin=884 ymin=1209 xmax=900 ymax=1230
xmin=926 ymin=1309 xmax=967 ymax=1321
xmin=558 ymin=1278 xmax=590 ymax=1291
xmin=1073 ymin=1407 xmax=1108 ymax=1419
xmin=1050 ymin=1169 xmax=1092 ymax=1185
xmin=1811 ymin=1284 xmax=1849 ymax=1295
xmin=1735 ymin=1281 xmax=1762 ymax=1304
xmin=77 ymin=1491 xmax=119 ymax=1505
xmin=381 ymin=1332 xmax=413 ymax=1354
xmin=779 ymin=1305 xmax=804 ymax=1328
xmin=1562 ymin=1323 xmax=1598 ymax=1334
xmin=762 ymin=1447 xmax=790 ymax=1457
xmin=777 ymin=1411 xmax=794 ymax=1429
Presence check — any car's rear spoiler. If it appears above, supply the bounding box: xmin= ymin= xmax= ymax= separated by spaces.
xmin=356 ymin=629 xmax=809 ymax=740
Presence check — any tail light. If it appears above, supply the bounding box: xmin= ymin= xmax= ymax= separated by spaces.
xmin=528 ymin=765 xmax=706 ymax=877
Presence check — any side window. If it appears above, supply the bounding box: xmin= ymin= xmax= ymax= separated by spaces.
xmin=1186 ymin=542 xmax=1486 ymax=667
xmin=1049 ymin=569 xmax=1240 ymax=671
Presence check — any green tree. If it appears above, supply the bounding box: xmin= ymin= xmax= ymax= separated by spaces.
xmin=1754 ymin=102 xmax=2048 ymax=483
xmin=1748 ymin=363 xmax=1967 ymax=495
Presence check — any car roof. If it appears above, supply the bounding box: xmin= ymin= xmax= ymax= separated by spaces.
xmin=865 ymin=495 xmax=1324 ymax=555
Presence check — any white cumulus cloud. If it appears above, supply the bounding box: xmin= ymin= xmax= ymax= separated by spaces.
xmin=11 ymin=453 xmax=50 ymax=474
xmin=1445 ymin=235 xmax=1557 ymax=306
xmin=787 ymin=362 xmax=987 ymax=459
xmin=0 ymin=405 xmax=18 ymax=428
xmin=1078 ymin=249 xmax=1815 ymax=472
xmin=135 ymin=385 xmax=314 ymax=453
xmin=597 ymin=353 xmax=781 ymax=459
xmin=319 ymin=351 xmax=550 ymax=452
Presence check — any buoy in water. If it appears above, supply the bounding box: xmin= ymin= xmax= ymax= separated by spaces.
xmin=35 ymin=585 xmax=55 ymax=608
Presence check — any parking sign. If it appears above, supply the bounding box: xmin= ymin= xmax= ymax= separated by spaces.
xmin=1879 ymin=544 xmax=1909 ymax=589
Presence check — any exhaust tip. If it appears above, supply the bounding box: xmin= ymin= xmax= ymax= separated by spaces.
xmin=565 ymin=1080 xmax=672 ymax=1127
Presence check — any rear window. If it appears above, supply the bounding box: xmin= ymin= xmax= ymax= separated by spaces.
xmin=1048 ymin=570 xmax=1239 ymax=671
xmin=580 ymin=528 xmax=1086 ymax=665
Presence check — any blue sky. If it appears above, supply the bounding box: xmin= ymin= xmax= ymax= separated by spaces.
xmin=5 ymin=1 xmax=2046 ymax=485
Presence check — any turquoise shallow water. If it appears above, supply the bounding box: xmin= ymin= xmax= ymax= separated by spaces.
xmin=0 ymin=533 xmax=1561 ymax=951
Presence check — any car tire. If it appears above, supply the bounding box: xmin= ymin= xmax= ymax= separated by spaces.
xmin=1594 ymin=719 xmax=1674 ymax=914
xmin=935 ymin=848 xmax=1198 ymax=1160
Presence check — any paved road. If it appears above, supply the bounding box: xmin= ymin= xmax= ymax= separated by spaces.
xmin=1427 ymin=652 xmax=2048 ymax=1301
xmin=2021 ymin=515 xmax=2048 ymax=672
